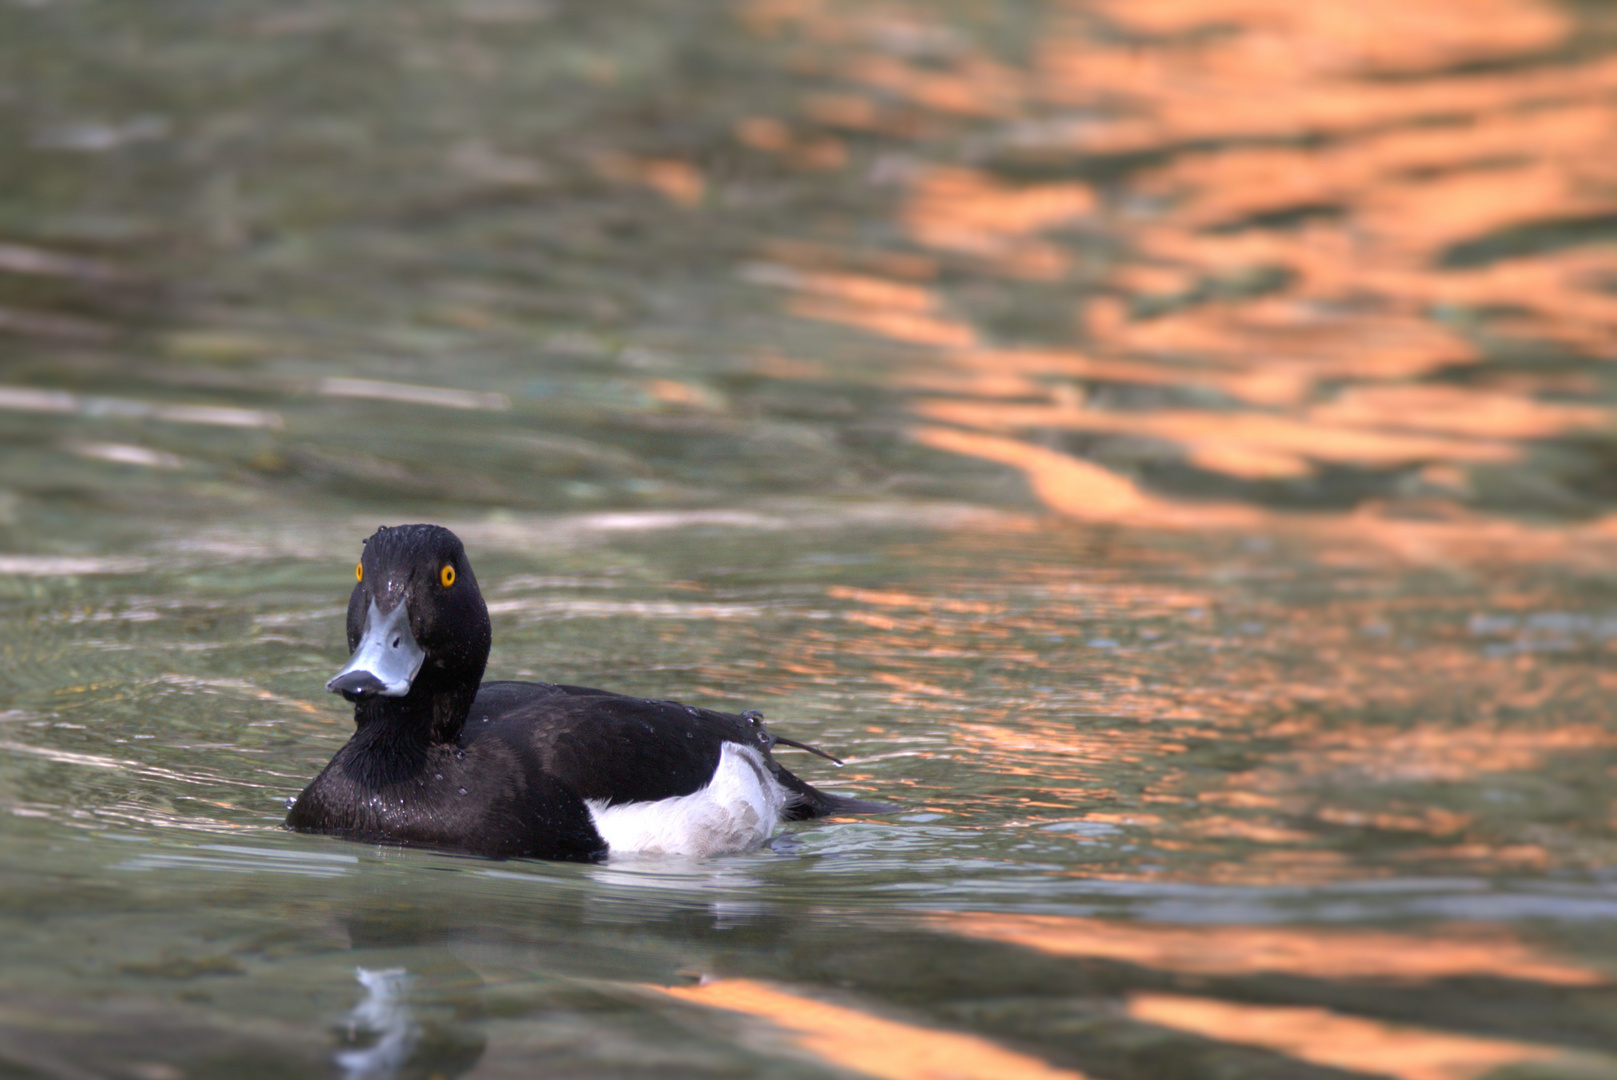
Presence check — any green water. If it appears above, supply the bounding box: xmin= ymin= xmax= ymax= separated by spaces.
xmin=5 ymin=1 xmax=1617 ymax=1077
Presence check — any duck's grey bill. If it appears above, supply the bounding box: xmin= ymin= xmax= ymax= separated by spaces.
xmin=326 ymin=598 xmax=424 ymax=697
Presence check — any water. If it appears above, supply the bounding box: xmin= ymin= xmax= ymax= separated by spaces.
xmin=3 ymin=0 xmax=1617 ymax=1076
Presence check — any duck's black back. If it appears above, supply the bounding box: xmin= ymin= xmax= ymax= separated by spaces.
xmin=464 ymin=681 xmax=777 ymax=805
xmin=464 ymin=681 xmax=882 ymax=819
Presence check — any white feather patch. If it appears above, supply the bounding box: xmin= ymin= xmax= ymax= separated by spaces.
xmin=585 ymin=742 xmax=789 ymax=857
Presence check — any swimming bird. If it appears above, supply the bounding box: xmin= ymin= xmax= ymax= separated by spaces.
xmin=285 ymin=523 xmax=888 ymax=860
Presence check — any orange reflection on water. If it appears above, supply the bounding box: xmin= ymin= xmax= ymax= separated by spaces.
xmin=1128 ymin=993 xmax=1564 ymax=1080
xmin=911 ymin=425 xmax=1260 ymax=528
xmin=913 ymin=398 xmax=1524 ymax=471
xmin=901 ymin=167 xmax=1093 ymax=279
xmin=725 ymin=0 xmax=1617 ymax=887
xmin=1271 ymin=720 xmax=1617 ymax=785
xmin=594 ymin=153 xmax=705 ymax=207
xmin=1091 ymin=0 xmax=1568 ymax=67
xmin=1307 ymin=384 xmax=1608 ymax=441
xmin=787 ymin=289 xmax=976 ymax=349
xmin=735 ymin=115 xmax=848 ymax=169
xmin=953 ymin=718 xmax=1185 ymax=777
xmin=826 ymin=585 xmax=1002 ymax=616
xmin=935 ymin=913 xmax=1603 ymax=986
xmin=654 ymin=978 xmax=1090 ymax=1080
xmin=1307 ymin=804 xmax=1471 ymax=837
xmin=739 ymin=0 xmax=1617 ymax=541
xmin=912 ymin=425 xmax=1156 ymax=524
xmin=1038 ymin=4 xmax=1599 ymax=146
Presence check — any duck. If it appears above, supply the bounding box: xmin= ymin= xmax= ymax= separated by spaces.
xmin=285 ymin=523 xmax=888 ymax=860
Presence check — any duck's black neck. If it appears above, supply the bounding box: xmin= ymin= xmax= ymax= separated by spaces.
xmin=352 ymin=669 xmax=478 ymax=749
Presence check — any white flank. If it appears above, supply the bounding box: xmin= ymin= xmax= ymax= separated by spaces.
xmin=585 ymin=742 xmax=789 ymax=857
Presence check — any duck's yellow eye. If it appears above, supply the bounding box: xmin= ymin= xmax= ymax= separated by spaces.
xmin=440 ymin=564 xmax=456 ymax=588
xmin=355 ymin=562 xmax=363 ymax=582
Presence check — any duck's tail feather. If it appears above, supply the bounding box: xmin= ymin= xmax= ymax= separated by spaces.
xmin=772 ymin=734 xmax=844 ymax=766
xmin=740 ymin=709 xmax=895 ymax=818
xmin=775 ymin=769 xmax=897 ymax=820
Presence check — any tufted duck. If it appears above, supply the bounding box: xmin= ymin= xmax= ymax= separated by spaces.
xmin=285 ymin=523 xmax=889 ymax=860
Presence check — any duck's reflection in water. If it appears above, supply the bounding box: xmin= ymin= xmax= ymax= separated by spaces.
xmin=336 ymin=968 xmax=419 ymax=1080
xmin=326 ymin=925 xmax=488 ymax=1080
xmin=319 ymin=861 xmax=783 ymax=1080
xmin=329 ymin=960 xmax=488 ymax=1080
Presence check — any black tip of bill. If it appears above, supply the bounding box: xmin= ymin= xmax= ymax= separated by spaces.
xmin=326 ymin=669 xmax=389 ymax=698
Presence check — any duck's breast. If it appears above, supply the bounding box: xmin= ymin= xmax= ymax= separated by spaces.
xmin=583 ymin=741 xmax=789 ymax=857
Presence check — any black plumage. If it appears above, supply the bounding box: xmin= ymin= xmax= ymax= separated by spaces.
xmin=285 ymin=524 xmax=888 ymax=860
